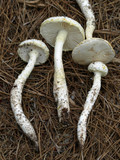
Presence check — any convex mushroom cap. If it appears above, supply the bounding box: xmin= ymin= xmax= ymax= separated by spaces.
xmin=72 ymin=38 xmax=115 ymax=65
xmin=40 ymin=16 xmax=85 ymax=51
xmin=18 ymin=39 xmax=49 ymax=65
xmin=88 ymin=62 xmax=108 ymax=77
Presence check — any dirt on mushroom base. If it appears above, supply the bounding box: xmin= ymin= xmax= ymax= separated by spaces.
xmin=0 ymin=0 xmax=120 ymax=160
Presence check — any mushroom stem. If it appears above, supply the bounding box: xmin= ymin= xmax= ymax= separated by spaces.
xmin=77 ymin=72 xmax=101 ymax=146
xmin=10 ymin=50 xmax=39 ymax=147
xmin=76 ymin=0 xmax=95 ymax=39
xmin=77 ymin=62 xmax=108 ymax=147
xmin=53 ymin=29 xmax=70 ymax=122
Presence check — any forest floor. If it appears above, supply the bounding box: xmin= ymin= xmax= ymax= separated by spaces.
xmin=0 ymin=0 xmax=120 ymax=159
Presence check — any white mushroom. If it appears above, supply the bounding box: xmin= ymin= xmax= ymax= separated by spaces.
xmin=74 ymin=0 xmax=116 ymax=148
xmin=10 ymin=39 xmax=49 ymax=147
xmin=72 ymin=38 xmax=115 ymax=147
xmin=40 ymin=16 xmax=85 ymax=122
xmin=76 ymin=0 xmax=95 ymax=39
xmin=78 ymin=62 xmax=108 ymax=147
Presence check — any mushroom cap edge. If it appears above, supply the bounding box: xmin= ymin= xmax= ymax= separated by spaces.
xmin=40 ymin=16 xmax=85 ymax=51
xmin=18 ymin=39 xmax=49 ymax=65
xmin=72 ymin=38 xmax=115 ymax=65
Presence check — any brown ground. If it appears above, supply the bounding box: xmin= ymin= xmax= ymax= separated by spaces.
xmin=0 ymin=0 xmax=120 ymax=160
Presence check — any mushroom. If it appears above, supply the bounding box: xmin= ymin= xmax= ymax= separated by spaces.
xmin=40 ymin=16 xmax=85 ymax=122
xmin=73 ymin=0 xmax=115 ymax=147
xmin=10 ymin=39 xmax=49 ymax=148
xmin=72 ymin=38 xmax=115 ymax=147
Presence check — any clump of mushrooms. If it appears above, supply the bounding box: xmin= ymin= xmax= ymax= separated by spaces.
xmin=40 ymin=16 xmax=85 ymax=122
xmin=10 ymin=39 xmax=49 ymax=148
xmin=72 ymin=0 xmax=115 ymax=147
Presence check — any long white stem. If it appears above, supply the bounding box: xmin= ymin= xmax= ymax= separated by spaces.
xmin=53 ymin=29 xmax=70 ymax=122
xmin=10 ymin=50 xmax=39 ymax=147
xmin=77 ymin=72 xmax=101 ymax=146
xmin=76 ymin=0 xmax=95 ymax=39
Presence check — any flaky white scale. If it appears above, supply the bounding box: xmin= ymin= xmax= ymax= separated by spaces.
xmin=40 ymin=16 xmax=85 ymax=122
xmin=10 ymin=39 xmax=49 ymax=147
xmin=76 ymin=0 xmax=95 ymax=39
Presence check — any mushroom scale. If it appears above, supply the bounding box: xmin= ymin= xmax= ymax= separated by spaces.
xmin=40 ymin=16 xmax=85 ymax=122
xmin=10 ymin=39 xmax=49 ymax=148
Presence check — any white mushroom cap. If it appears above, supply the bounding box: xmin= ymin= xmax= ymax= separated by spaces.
xmin=72 ymin=38 xmax=115 ymax=65
xmin=88 ymin=61 xmax=108 ymax=77
xmin=40 ymin=16 xmax=85 ymax=51
xmin=18 ymin=39 xmax=49 ymax=65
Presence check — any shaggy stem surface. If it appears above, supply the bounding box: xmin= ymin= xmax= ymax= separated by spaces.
xmin=77 ymin=72 xmax=101 ymax=146
xmin=76 ymin=0 xmax=95 ymax=39
xmin=53 ymin=29 xmax=70 ymax=122
xmin=10 ymin=50 xmax=39 ymax=147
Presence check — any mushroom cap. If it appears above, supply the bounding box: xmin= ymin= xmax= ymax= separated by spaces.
xmin=88 ymin=62 xmax=108 ymax=77
xmin=40 ymin=16 xmax=85 ymax=51
xmin=17 ymin=39 xmax=49 ymax=65
xmin=72 ymin=38 xmax=115 ymax=65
